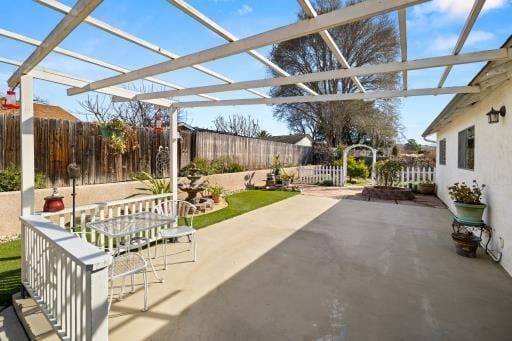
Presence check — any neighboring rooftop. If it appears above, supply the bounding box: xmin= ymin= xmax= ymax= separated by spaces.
xmin=423 ymin=35 xmax=512 ymax=137
xmin=266 ymin=134 xmax=313 ymax=144
xmin=0 ymin=101 xmax=79 ymax=121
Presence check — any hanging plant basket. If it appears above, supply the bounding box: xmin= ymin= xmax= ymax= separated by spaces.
xmin=99 ymin=127 xmax=122 ymax=139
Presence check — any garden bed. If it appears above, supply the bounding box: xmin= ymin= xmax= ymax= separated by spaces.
xmin=362 ymin=186 xmax=414 ymax=200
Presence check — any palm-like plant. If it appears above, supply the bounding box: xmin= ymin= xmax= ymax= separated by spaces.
xmin=131 ymin=171 xmax=171 ymax=195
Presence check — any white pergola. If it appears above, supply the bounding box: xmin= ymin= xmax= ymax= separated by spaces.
xmin=3 ymin=0 xmax=508 ymax=218
xmin=5 ymin=0 xmax=511 ymax=338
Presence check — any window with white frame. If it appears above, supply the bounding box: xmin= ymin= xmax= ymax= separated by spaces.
xmin=458 ymin=126 xmax=474 ymax=170
xmin=439 ymin=139 xmax=446 ymax=165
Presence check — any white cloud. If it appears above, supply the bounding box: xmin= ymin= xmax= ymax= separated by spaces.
xmin=415 ymin=0 xmax=509 ymax=18
xmin=237 ymin=4 xmax=253 ymax=15
xmin=430 ymin=30 xmax=495 ymax=52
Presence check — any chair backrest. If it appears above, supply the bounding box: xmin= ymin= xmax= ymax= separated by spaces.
xmin=152 ymin=200 xmax=197 ymax=227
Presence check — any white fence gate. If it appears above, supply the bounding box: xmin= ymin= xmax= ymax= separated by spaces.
xmin=297 ymin=165 xmax=343 ymax=186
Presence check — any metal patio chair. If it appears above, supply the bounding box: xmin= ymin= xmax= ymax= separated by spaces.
xmin=108 ymin=252 xmax=148 ymax=311
xmin=152 ymin=200 xmax=197 ymax=269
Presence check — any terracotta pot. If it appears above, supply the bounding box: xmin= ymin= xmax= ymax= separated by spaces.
xmin=451 ymin=232 xmax=481 ymax=257
xmin=43 ymin=196 xmax=64 ymax=212
xmin=212 ymin=194 xmax=221 ymax=204
xmin=454 ymin=202 xmax=486 ymax=224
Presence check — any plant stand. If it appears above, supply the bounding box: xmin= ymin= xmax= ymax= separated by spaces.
xmin=451 ymin=217 xmax=491 ymax=258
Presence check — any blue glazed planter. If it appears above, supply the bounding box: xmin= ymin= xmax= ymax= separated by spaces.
xmin=454 ymin=202 xmax=486 ymax=224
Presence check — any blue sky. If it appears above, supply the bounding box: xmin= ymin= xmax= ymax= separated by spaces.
xmin=1 ymin=0 xmax=511 ymax=142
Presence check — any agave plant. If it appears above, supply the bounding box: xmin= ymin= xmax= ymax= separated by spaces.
xmin=131 ymin=171 xmax=171 ymax=195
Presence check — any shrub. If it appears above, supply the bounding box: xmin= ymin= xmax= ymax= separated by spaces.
xmin=179 ymin=157 xmax=244 ymax=176
xmin=346 ymin=157 xmax=369 ymax=181
xmin=375 ymin=160 xmax=404 ymax=189
xmin=0 ymin=165 xmax=46 ymax=192
xmin=317 ymin=179 xmax=334 ymax=186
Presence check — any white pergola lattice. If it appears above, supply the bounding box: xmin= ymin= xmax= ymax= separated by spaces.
xmin=2 ymin=0 xmax=509 ymax=221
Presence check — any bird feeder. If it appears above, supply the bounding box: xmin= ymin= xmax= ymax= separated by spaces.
xmin=2 ymin=90 xmax=20 ymax=109
xmin=154 ymin=117 xmax=164 ymax=131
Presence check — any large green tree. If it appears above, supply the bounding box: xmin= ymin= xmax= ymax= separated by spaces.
xmin=269 ymin=0 xmax=402 ymax=148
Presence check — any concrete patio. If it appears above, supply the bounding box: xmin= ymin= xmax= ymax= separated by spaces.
xmin=103 ymin=194 xmax=512 ymax=340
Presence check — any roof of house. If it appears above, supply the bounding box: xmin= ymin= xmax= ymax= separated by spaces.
xmin=422 ymin=35 xmax=512 ymax=137
xmin=266 ymin=134 xmax=313 ymax=144
xmin=0 ymin=102 xmax=79 ymax=121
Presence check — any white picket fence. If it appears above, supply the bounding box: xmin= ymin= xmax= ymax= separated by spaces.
xmin=399 ymin=167 xmax=436 ymax=184
xmin=376 ymin=167 xmax=435 ymax=187
xmin=297 ymin=165 xmax=344 ymax=186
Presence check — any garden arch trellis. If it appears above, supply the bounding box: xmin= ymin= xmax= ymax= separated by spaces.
xmin=342 ymin=144 xmax=377 ymax=186
xmin=2 ymin=0 xmax=510 ymax=339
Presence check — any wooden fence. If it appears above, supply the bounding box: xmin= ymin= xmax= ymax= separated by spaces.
xmin=194 ymin=131 xmax=312 ymax=170
xmin=0 ymin=115 xmax=312 ymax=187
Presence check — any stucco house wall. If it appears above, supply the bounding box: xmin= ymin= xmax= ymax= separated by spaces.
xmin=434 ymin=79 xmax=512 ymax=275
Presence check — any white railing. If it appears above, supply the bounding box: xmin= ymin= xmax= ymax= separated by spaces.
xmin=398 ymin=167 xmax=436 ymax=184
xmin=20 ymin=215 xmax=112 ymax=340
xmin=40 ymin=193 xmax=174 ymax=253
xmin=297 ymin=165 xmax=343 ymax=186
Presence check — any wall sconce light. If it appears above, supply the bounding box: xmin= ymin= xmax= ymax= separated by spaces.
xmin=486 ymin=106 xmax=506 ymax=124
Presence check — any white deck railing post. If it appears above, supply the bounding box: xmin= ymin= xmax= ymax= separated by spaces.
xmin=21 ymin=215 xmax=112 ymax=340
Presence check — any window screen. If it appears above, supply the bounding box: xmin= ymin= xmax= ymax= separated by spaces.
xmin=458 ymin=126 xmax=474 ymax=170
xmin=439 ymin=139 xmax=446 ymax=165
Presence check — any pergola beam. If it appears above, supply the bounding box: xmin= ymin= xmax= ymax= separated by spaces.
xmin=34 ymin=0 xmax=267 ymax=99
xmin=8 ymin=0 xmax=102 ymax=87
xmin=66 ymin=0 xmax=428 ymax=96
xmin=122 ymin=48 xmax=508 ymax=101
xmin=437 ymin=0 xmax=485 ymax=88
xmin=0 ymin=57 xmax=173 ymax=107
xmin=0 ymin=28 xmax=219 ymax=101
xmin=166 ymin=0 xmax=318 ymax=96
xmin=296 ymin=0 xmax=365 ymax=92
xmin=398 ymin=9 xmax=408 ymax=90
xmin=173 ymin=86 xmax=480 ymax=108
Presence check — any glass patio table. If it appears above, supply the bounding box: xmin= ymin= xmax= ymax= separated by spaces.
xmin=87 ymin=211 xmax=176 ymax=283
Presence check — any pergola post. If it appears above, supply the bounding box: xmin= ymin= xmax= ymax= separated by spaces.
xmin=19 ymin=74 xmax=34 ymax=296
xmin=169 ymin=106 xmax=178 ymax=202
xmin=20 ymin=74 xmax=35 ymax=216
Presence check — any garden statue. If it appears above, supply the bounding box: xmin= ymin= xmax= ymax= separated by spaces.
xmin=155 ymin=146 xmax=170 ymax=178
xmin=178 ymin=163 xmax=209 ymax=204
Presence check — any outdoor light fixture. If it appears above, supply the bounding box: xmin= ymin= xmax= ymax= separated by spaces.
xmin=486 ymin=106 xmax=506 ymax=124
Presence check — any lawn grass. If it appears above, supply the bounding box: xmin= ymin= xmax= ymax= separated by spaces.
xmin=0 ymin=239 xmax=21 ymax=306
xmin=192 ymin=190 xmax=299 ymax=229
xmin=0 ymin=190 xmax=297 ymax=305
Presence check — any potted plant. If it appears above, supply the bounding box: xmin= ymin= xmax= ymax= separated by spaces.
xmin=208 ymin=184 xmax=224 ymax=204
xmin=448 ymin=180 xmax=486 ymax=223
xmin=272 ymin=155 xmax=281 ymax=177
xmin=418 ymin=180 xmax=435 ymax=195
